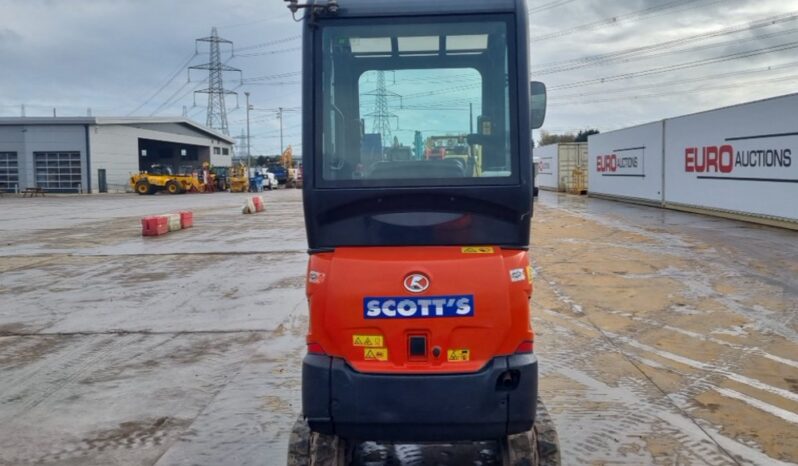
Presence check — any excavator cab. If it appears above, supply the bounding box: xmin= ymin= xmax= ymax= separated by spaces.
xmin=288 ymin=0 xmax=552 ymax=464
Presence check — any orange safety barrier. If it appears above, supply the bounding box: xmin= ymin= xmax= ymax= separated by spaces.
xmin=141 ymin=216 xmax=169 ymax=237
xmin=180 ymin=211 xmax=194 ymax=229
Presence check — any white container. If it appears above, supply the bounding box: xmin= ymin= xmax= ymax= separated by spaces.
xmin=534 ymin=143 xmax=588 ymax=193
xmin=588 ymin=121 xmax=664 ymax=204
xmin=664 ymin=94 xmax=798 ymax=223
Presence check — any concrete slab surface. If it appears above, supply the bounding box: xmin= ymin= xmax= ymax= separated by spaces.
xmin=0 ymin=190 xmax=795 ymax=465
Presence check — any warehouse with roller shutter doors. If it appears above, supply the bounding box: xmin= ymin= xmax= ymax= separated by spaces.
xmin=0 ymin=117 xmax=235 ymax=193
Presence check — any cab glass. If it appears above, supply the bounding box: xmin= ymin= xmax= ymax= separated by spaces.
xmin=318 ymin=18 xmax=517 ymax=187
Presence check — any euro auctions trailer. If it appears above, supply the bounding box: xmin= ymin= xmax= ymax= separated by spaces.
xmin=587 ymin=93 xmax=798 ymax=229
xmin=588 ymin=121 xmax=664 ymax=205
xmin=534 ymin=142 xmax=588 ymax=193
xmin=664 ymin=93 xmax=798 ymax=226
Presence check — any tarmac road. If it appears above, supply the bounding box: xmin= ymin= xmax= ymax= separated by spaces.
xmin=0 ymin=190 xmax=795 ymax=465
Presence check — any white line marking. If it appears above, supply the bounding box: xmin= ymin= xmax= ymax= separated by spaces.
xmin=762 ymin=352 xmax=798 ymax=369
xmin=557 ymin=366 xmax=795 ymax=466
xmin=714 ymin=387 xmax=798 ymax=425
xmin=617 ymin=335 xmax=798 ymax=404
xmin=599 ymin=308 xmax=798 ymax=370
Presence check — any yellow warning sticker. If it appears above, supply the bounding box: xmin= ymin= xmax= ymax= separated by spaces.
xmin=353 ymin=335 xmax=384 ymax=348
xmin=461 ymin=246 xmax=494 ymax=254
xmin=447 ymin=349 xmax=471 ymax=362
xmin=364 ymin=348 xmax=389 ymax=361
xmin=526 ymin=266 xmax=533 ymax=283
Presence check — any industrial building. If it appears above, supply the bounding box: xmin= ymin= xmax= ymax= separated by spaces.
xmin=0 ymin=117 xmax=235 ymax=193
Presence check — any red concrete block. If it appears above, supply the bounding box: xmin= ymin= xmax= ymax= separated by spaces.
xmin=141 ymin=216 xmax=169 ymax=237
xmin=179 ymin=211 xmax=193 ymax=229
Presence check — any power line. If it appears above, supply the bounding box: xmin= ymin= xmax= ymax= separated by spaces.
xmin=528 ymin=0 xmax=578 ymax=14
xmin=236 ymin=35 xmax=301 ymax=52
xmin=250 ymin=106 xmax=301 ymax=112
xmin=539 ymin=27 xmax=798 ymax=76
xmin=549 ymin=60 xmax=798 ymax=101
xmin=150 ymin=79 xmax=198 ymax=116
xmin=243 ymin=71 xmax=301 ymax=82
xmin=151 ymin=59 xmax=236 ymax=116
xmin=216 ymin=18 xmax=275 ymax=30
xmin=532 ymin=0 xmax=723 ymax=42
xmin=242 ymin=81 xmax=301 ymax=86
xmin=549 ymin=40 xmax=798 ymax=90
xmin=399 ymin=58 xmax=798 ymax=110
xmin=402 ymin=82 xmax=481 ymax=101
xmin=235 ymin=46 xmax=302 ymax=58
xmin=547 ymin=72 xmax=798 ymax=107
xmin=127 ymin=52 xmax=197 ymax=116
xmin=531 ymin=12 xmax=798 ymax=74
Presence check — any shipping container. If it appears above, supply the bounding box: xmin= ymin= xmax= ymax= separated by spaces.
xmin=664 ymin=93 xmax=798 ymax=225
xmin=587 ymin=121 xmax=664 ymax=205
xmin=533 ymin=142 xmax=588 ymax=193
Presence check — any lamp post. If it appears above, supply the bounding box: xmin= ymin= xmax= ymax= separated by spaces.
xmin=245 ymin=92 xmax=252 ymax=173
xmin=278 ymin=106 xmax=284 ymax=156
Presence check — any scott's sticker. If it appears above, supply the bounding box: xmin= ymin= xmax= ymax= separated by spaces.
xmin=364 ymin=295 xmax=474 ymax=319
xmin=509 ymin=268 xmax=525 ymax=282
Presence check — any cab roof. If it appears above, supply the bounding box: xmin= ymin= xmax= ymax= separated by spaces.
xmin=320 ymin=0 xmax=521 ymax=18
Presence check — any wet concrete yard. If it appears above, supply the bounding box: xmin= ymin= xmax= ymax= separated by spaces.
xmin=0 ymin=191 xmax=796 ymax=465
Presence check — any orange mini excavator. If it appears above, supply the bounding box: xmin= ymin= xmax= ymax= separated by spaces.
xmin=285 ymin=0 xmax=557 ymax=464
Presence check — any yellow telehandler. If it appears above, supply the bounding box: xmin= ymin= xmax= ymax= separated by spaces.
xmin=130 ymin=165 xmax=204 ymax=195
xmin=229 ymin=162 xmax=250 ymax=193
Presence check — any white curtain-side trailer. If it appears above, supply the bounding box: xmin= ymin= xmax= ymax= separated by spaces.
xmin=587 ymin=121 xmax=664 ymax=205
xmin=587 ymin=93 xmax=798 ymax=230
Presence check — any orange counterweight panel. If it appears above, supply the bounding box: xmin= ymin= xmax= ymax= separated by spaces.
xmin=305 ymin=246 xmax=534 ymax=374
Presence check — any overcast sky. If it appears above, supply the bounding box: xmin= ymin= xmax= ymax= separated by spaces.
xmin=1 ymin=0 xmax=796 ymax=154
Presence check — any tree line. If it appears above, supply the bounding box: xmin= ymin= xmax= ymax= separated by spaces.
xmin=535 ymin=129 xmax=600 ymax=147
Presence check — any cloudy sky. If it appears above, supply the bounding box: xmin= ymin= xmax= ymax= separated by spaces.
xmin=0 ymin=0 xmax=796 ymax=154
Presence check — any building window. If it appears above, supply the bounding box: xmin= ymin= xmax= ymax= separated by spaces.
xmin=222 ymin=148 xmax=229 ymax=155
xmin=214 ymin=147 xmax=221 ymax=155
xmin=0 ymin=152 xmax=19 ymax=192
xmin=34 ymin=151 xmax=82 ymax=193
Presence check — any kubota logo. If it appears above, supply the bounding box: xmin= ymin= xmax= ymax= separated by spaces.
xmin=404 ymin=273 xmax=430 ymax=293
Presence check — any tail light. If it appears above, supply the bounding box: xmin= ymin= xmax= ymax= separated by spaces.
xmin=515 ymin=340 xmax=534 ymax=354
xmin=307 ymin=343 xmax=326 ymax=355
